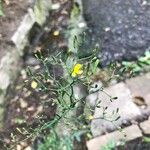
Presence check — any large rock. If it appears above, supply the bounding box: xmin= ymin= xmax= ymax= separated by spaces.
xmin=82 ymin=0 xmax=150 ymax=65
xmin=11 ymin=9 xmax=35 ymax=55
xmin=0 ymin=48 xmax=21 ymax=128
xmin=91 ymin=82 xmax=142 ymax=137
xmin=12 ymin=0 xmax=52 ymax=55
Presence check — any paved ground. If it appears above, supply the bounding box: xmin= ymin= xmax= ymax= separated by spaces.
xmin=87 ymin=72 xmax=150 ymax=149
xmin=82 ymin=0 xmax=150 ymax=66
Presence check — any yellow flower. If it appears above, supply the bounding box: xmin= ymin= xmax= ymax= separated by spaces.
xmin=31 ymin=81 xmax=38 ymax=89
xmin=71 ymin=63 xmax=83 ymax=77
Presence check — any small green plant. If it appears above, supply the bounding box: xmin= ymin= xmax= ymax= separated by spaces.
xmin=38 ymin=130 xmax=87 ymax=150
xmin=70 ymin=2 xmax=81 ymax=19
xmin=25 ymin=34 xmax=122 ymax=149
xmin=101 ymin=141 xmax=116 ymax=150
xmin=25 ymin=37 xmax=102 ymax=149
xmin=100 ymin=139 xmax=125 ymax=150
xmin=8 ymin=34 xmax=121 ymax=150
xmin=122 ymin=50 xmax=150 ymax=74
xmin=143 ymin=136 xmax=150 ymax=143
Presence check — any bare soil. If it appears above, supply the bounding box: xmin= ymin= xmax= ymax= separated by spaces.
xmin=0 ymin=0 xmax=73 ymax=149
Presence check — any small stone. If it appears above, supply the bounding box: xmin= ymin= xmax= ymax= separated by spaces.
xmin=24 ymin=146 xmax=32 ymax=150
xmin=51 ymin=3 xmax=60 ymax=10
xmin=21 ymin=69 xmax=27 ymax=79
xmin=20 ymin=141 xmax=28 ymax=147
xmin=142 ymin=1 xmax=147 ymax=6
xmin=27 ymin=106 xmax=34 ymax=111
xmin=19 ymin=98 xmax=28 ymax=108
xmin=16 ymin=108 xmax=20 ymax=112
xmin=16 ymin=145 xmax=22 ymax=150
xmin=34 ymin=65 xmax=40 ymax=70
xmin=104 ymin=27 xmax=111 ymax=32
xmin=16 ymin=85 xmax=22 ymax=90
xmin=78 ymin=22 xmax=86 ymax=28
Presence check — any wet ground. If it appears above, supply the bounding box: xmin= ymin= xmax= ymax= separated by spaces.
xmin=82 ymin=0 xmax=150 ymax=66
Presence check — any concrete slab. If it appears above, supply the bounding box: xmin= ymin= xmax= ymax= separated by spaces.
xmin=140 ymin=119 xmax=150 ymax=135
xmin=126 ymin=73 xmax=150 ymax=107
xmin=87 ymin=125 xmax=142 ymax=150
xmin=91 ymin=82 xmax=142 ymax=136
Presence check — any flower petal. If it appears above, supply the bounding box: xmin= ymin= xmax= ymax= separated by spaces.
xmin=31 ymin=81 xmax=38 ymax=89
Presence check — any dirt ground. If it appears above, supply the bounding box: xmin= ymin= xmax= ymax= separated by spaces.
xmin=0 ymin=0 xmax=73 ymax=149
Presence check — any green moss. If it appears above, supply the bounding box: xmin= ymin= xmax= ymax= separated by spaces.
xmin=34 ymin=0 xmax=51 ymax=25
